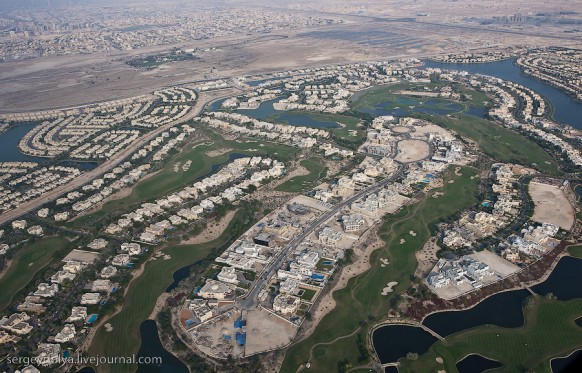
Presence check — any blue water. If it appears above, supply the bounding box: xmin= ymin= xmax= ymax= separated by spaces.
xmin=165 ymin=260 xmax=205 ymax=292
xmin=551 ymin=349 xmax=582 ymax=373
xmin=136 ymin=320 xmax=189 ymax=373
xmin=423 ymin=289 xmax=530 ymax=337
xmin=209 ymin=97 xmax=340 ymax=128
xmin=456 ymin=354 xmax=503 ymax=373
xmin=358 ymin=95 xmax=467 ymax=118
xmin=531 ymin=256 xmax=582 ymax=300
xmin=236 ymin=98 xmax=280 ymax=118
xmin=246 ymin=76 xmax=289 ymax=87
xmin=575 ymin=185 xmax=582 ymax=204
xmin=466 ymin=107 xmax=488 ymax=118
xmin=235 ymin=99 xmax=339 ymax=128
xmin=372 ymin=325 xmax=438 ymax=364
xmin=423 ymin=58 xmax=582 ymax=129
xmin=0 ymin=123 xmax=46 ymax=163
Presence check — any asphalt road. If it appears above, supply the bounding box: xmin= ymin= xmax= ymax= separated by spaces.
xmin=0 ymin=91 xmax=235 ymax=226
xmin=239 ymin=163 xmax=405 ymax=310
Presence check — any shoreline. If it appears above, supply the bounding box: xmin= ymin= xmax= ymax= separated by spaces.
xmin=367 ymin=245 xmax=582 ymax=367
xmin=416 ymin=244 xmax=573 ymax=324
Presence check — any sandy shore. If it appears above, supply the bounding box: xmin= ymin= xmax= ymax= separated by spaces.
xmin=149 ymin=293 xmax=172 ymax=320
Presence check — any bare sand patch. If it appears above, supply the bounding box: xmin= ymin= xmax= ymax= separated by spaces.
xmin=415 ymin=236 xmax=440 ymax=277
xmin=394 ymin=139 xmax=430 ymax=163
xmin=381 ymin=281 xmax=398 ymax=295
xmin=529 ymin=181 xmax=574 ymax=230
xmin=469 ymin=250 xmax=519 ymax=277
xmin=391 ymin=126 xmax=412 ymax=134
xmin=182 ymin=210 xmax=238 ymax=245
xmin=244 ymin=308 xmax=298 ymax=355
xmin=300 ymin=227 xmax=384 ymax=339
xmin=206 ymin=148 xmax=233 ymax=157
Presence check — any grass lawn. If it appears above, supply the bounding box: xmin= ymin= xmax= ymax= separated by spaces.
xmin=452 ymin=83 xmax=493 ymax=108
xmin=352 ymin=82 xmax=492 ymax=110
xmin=0 ymin=237 xmax=71 ymax=310
xmin=268 ymin=110 xmax=366 ymax=149
xmin=300 ymin=288 xmax=317 ymax=302
xmin=351 ymin=83 xmax=560 ymax=176
xmin=88 ymin=209 xmax=252 ymax=373
xmin=276 ymin=157 xmax=327 ymax=193
xmin=281 ymin=166 xmax=480 ymax=373
xmin=72 ymin=130 xmax=298 ymax=228
xmin=412 ymin=113 xmax=561 ymax=176
xmin=399 ymin=297 xmax=582 ymax=373
xmin=351 ymin=83 xmax=445 ymax=110
xmin=568 ymin=245 xmax=582 ymax=259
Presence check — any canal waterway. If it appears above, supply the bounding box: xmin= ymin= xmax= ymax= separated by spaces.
xmin=423 ymin=58 xmax=582 ymax=129
xmin=422 ymin=289 xmax=530 ymax=337
xmin=531 ymin=256 xmax=582 ymax=300
xmin=165 ymin=259 xmax=206 ymax=292
xmin=551 ymin=349 xmax=582 ymax=373
xmin=135 ymin=320 xmax=189 ymax=373
xmin=208 ymin=97 xmax=340 ymax=128
xmin=372 ymin=324 xmax=438 ymax=364
xmin=0 ymin=123 xmax=46 ymax=163
xmin=456 ymin=354 xmax=503 ymax=373
xmin=575 ymin=185 xmax=582 ymax=204
xmin=373 ymin=256 xmax=582 ymax=367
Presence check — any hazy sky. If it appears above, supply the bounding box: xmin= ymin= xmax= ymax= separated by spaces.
xmin=0 ymin=0 xmax=190 ymax=11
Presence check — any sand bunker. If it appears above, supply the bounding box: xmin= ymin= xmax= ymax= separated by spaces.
xmin=381 ymin=281 xmax=398 ymax=295
xmin=104 ymin=323 xmax=113 ymax=332
xmin=400 ymin=238 xmax=406 ymax=244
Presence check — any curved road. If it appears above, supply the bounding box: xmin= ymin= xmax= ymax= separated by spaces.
xmin=0 ymin=90 xmax=237 ymax=226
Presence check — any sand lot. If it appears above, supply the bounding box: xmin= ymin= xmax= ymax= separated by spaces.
xmin=394 ymin=139 xmax=430 ymax=163
xmin=244 ymin=307 xmax=298 ymax=356
xmin=391 ymin=126 xmax=412 ymax=134
xmin=529 ymin=182 xmax=574 ymax=230
xmin=469 ymin=250 xmax=520 ymax=277
xmin=430 ymin=250 xmax=519 ymax=300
